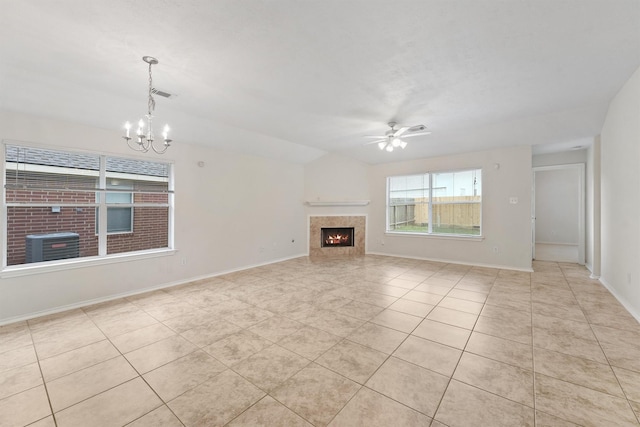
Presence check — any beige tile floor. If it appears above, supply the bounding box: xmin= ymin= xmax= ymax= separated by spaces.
xmin=1 ymin=255 xmax=640 ymax=426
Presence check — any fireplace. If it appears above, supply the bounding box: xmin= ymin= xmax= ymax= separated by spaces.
xmin=309 ymin=216 xmax=365 ymax=257
xmin=321 ymin=227 xmax=354 ymax=247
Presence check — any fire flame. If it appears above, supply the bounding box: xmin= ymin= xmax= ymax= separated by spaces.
xmin=325 ymin=234 xmax=350 ymax=245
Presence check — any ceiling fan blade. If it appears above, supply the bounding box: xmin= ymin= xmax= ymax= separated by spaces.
xmin=407 ymin=125 xmax=428 ymax=133
xmin=364 ymin=139 xmax=386 ymax=145
xmin=394 ymin=126 xmax=411 ymax=137
xmin=401 ymin=131 xmax=432 ymax=138
xmin=363 ymin=135 xmax=388 ymax=139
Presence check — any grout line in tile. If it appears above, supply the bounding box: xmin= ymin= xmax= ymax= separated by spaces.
xmin=10 ymin=258 xmax=640 ymax=427
xmin=428 ymin=275 xmax=495 ymax=425
xmin=26 ymin=321 xmax=59 ymax=427
xmin=558 ymin=265 xmax=640 ymax=426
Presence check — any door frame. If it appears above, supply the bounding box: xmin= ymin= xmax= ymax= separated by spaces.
xmin=532 ymin=163 xmax=585 ymax=264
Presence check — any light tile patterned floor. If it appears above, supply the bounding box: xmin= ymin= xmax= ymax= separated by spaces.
xmin=1 ymin=256 xmax=640 ymax=426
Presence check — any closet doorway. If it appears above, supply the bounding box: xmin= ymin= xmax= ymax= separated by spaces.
xmin=532 ymin=164 xmax=585 ymax=264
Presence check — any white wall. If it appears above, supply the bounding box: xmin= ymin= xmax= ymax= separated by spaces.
xmin=0 ymin=110 xmax=307 ymax=324
xmin=308 ymin=146 xmax=532 ymax=270
xmin=586 ymin=137 xmax=601 ymax=276
xmin=304 ymin=153 xmax=370 ymax=203
xmin=534 ymin=167 xmax=580 ymax=244
xmin=368 ymin=146 xmax=532 ymax=270
xmin=600 ymin=65 xmax=640 ymax=319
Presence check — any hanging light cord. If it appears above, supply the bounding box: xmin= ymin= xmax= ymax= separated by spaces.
xmin=145 ymin=61 xmax=156 ymax=143
xmin=147 ymin=61 xmax=156 ymax=118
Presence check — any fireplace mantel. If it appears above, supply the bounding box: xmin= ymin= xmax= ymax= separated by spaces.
xmin=305 ymin=200 xmax=369 ymax=207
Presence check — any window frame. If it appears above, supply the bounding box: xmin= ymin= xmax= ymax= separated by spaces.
xmin=2 ymin=141 xmax=175 ymax=275
xmin=386 ymin=168 xmax=482 ymax=238
xmin=95 ymin=180 xmax=135 ymax=235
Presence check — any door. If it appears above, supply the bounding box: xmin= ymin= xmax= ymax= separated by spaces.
xmin=532 ymin=164 xmax=585 ymax=264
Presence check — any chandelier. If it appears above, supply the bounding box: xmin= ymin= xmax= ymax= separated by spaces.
xmin=123 ymin=56 xmax=172 ymax=154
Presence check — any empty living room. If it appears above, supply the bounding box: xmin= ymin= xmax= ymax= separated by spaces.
xmin=1 ymin=1 xmax=639 ymax=426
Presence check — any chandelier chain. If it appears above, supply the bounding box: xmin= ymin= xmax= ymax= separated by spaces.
xmin=147 ymin=61 xmax=155 ymax=116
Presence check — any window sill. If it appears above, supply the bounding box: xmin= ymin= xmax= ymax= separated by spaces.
xmin=385 ymin=231 xmax=484 ymax=241
xmin=1 ymin=248 xmax=176 ymax=278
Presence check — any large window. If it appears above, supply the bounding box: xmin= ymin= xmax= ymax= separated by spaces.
xmin=3 ymin=144 xmax=173 ymax=267
xmin=387 ymin=169 xmax=481 ymax=236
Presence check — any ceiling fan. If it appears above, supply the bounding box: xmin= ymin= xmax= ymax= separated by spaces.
xmin=364 ymin=121 xmax=431 ymax=152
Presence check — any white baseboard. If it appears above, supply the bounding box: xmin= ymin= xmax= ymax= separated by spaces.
xmin=365 ymin=251 xmax=533 ymax=272
xmin=598 ymin=277 xmax=640 ymax=323
xmin=585 ymin=263 xmax=600 ymax=279
xmin=0 ymin=252 xmax=307 ymax=326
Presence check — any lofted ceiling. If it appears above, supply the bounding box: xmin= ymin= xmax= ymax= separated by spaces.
xmin=1 ymin=0 xmax=639 ymax=164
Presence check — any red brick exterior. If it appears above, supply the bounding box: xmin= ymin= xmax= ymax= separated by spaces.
xmin=6 ymin=178 xmax=169 ymax=266
xmin=7 ymin=206 xmax=99 ymax=265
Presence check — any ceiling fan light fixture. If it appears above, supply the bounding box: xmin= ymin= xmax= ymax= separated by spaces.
xmin=365 ymin=121 xmax=430 ymax=154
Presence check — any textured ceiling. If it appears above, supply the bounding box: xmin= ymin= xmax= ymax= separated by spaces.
xmin=1 ymin=0 xmax=639 ymax=164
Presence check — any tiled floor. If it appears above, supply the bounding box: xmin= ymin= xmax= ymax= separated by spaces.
xmin=1 ymin=255 xmax=640 ymax=426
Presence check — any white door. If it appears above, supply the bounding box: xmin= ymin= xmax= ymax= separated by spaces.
xmin=532 ymin=164 xmax=585 ymax=264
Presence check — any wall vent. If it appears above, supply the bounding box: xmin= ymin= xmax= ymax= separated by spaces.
xmin=151 ymin=88 xmax=174 ymax=98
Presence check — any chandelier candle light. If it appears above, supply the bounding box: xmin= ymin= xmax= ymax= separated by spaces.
xmin=123 ymin=56 xmax=172 ymax=154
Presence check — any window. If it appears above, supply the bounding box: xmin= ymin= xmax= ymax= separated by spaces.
xmin=3 ymin=144 xmax=173 ymax=267
xmin=96 ymin=181 xmax=134 ymax=234
xmin=387 ymin=169 xmax=481 ymax=236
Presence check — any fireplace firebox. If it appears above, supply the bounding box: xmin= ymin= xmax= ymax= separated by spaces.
xmin=321 ymin=227 xmax=354 ymax=247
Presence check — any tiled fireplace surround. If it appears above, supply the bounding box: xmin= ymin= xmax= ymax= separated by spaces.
xmin=309 ymin=216 xmax=366 ymax=257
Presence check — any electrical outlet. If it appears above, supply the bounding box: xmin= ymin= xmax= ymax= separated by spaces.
xmin=180 ymin=257 xmax=187 ymax=265
xmin=493 ymin=246 xmax=499 ymax=253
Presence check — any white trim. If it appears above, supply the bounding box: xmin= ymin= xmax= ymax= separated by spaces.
xmin=366 ymin=251 xmax=534 ymax=272
xmin=168 ymin=163 xmax=175 ymax=250
xmin=6 ymin=203 xmax=168 ymax=208
xmin=384 ymin=231 xmax=483 ymax=241
xmin=599 ymin=277 xmax=640 ymax=323
xmin=585 ymin=259 xmax=600 ymax=279
xmin=306 ymin=200 xmax=370 ymax=206
xmin=534 ymin=241 xmax=579 ymax=246
xmin=0 ymin=248 xmax=175 ymax=278
xmin=0 ymin=252 xmax=307 ymax=326
xmin=98 ymin=155 xmax=107 ymax=255
xmin=1 ymin=144 xmax=7 ymax=269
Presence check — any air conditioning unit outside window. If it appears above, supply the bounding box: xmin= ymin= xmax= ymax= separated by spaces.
xmin=25 ymin=232 xmax=80 ymax=263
